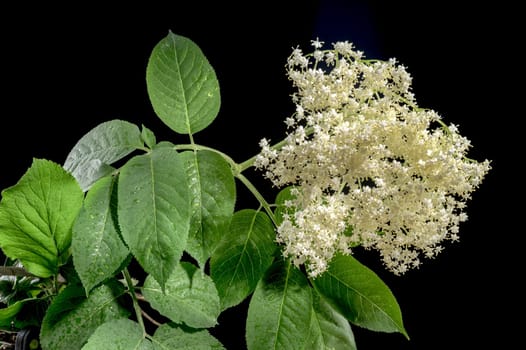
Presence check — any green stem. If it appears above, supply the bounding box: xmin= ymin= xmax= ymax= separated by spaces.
xmin=236 ymin=173 xmax=277 ymax=226
xmin=188 ymin=131 xmax=196 ymax=146
xmin=122 ymin=268 xmax=145 ymax=335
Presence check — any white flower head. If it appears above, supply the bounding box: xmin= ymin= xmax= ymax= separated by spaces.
xmin=257 ymin=39 xmax=491 ymax=278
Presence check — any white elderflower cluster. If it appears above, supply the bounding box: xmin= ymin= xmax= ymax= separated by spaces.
xmin=255 ymin=39 xmax=491 ymax=277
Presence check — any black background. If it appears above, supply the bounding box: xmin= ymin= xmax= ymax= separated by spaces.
xmin=0 ymin=1 xmax=518 ymax=349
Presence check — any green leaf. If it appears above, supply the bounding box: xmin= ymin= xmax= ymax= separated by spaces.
xmin=82 ymin=319 xmax=153 ymax=350
xmin=141 ymin=124 xmax=157 ymax=149
xmin=72 ymin=176 xmax=129 ymax=294
xmin=181 ymin=150 xmax=236 ymax=267
xmin=312 ymin=254 xmax=408 ymax=338
xmin=303 ymin=292 xmax=356 ymax=350
xmin=0 ymin=159 xmax=84 ymax=277
xmin=118 ymin=147 xmax=191 ymax=290
xmin=146 ymin=32 xmax=221 ymax=134
xmin=0 ymin=299 xmax=25 ymax=328
xmin=152 ymin=324 xmax=224 ymax=349
xmin=143 ymin=262 xmax=220 ymax=329
xmin=40 ymin=280 xmax=129 ymax=350
xmin=210 ymin=209 xmax=276 ymax=310
xmin=63 ymin=119 xmax=143 ymax=191
xmin=246 ymin=259 xmax=312 ymax=350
